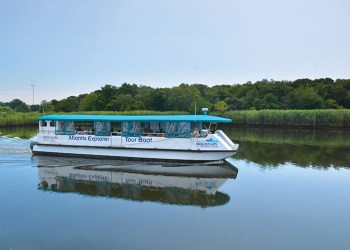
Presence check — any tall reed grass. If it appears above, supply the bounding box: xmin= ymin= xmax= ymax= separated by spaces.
xmin=0 ymin=112 xmax=40 ymax=127
xmin=1 ymin=110 xmax=350 ymax=128
xmin=222 ymin=109 xmax=350 ymax=128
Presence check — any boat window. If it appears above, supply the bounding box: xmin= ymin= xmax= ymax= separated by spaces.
xmin=152 ymin=122 xmax=165 ymax=133
xmin=75 ymin=121 xmax=94 ymax=134
xmin=140 ymin=122 xmax=165 ymax=136
xmin=166 ymin=122 xmax=192 ymax=137
xmin=159 ymin=122 xmax=165 ymax=133
xmin=55 ymin=121 xmax=75 ymax=135
xmin=65 ymin=121 xmax=75 ymax=134
xmin=122 ymin=122 xmax=129 ymax=136
xmin=165 ymin=122 xmax=177 ymax=137
xmin=192 ymin=122 xmax=201 ymax=130
xmin=56 ymin=121 xmax=65 ymax=134
xmin=121 ymin=122 xmax=141 ymax=137
xmin=111 ymin=122 xmax=121 ymax=135
xmin=164 ymin=122 xmax=197 ymax=138
xmin=40 ymin=121 xmax=47 ymax=127
xmin=129 ymin=122 xmax=141 ymax=137
xmin=142 ymin=122 xmax=151 ymax=133
xmin=95 ymin=121 xmax=111 ymax=136
xmin=50 ymin=121 xmax=56 ymax=127
xmin=178 ymin=122 xmax=191 ymax=137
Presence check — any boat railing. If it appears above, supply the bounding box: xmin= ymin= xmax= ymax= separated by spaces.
xmin=141 ymin=132 xmax=165 ymax=137
xmin=76 ymin=131 xmax=95 ymax=135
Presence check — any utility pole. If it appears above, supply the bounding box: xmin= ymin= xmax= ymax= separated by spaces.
xmin=31 ymin=83 xmax=35 ymax=112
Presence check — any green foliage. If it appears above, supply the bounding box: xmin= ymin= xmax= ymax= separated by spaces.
xmin=54 ymin=96 xmax=80 ymax=112
xmin=1 ymin=78 xmax=350 ymax=128
xmin=165 ymin=84 xmax=202 ymax=112
xmin=46 ymin=79 xmax=350 ymax=113
xmin=0 ymin=105 xmax=15 ymax=113
xmin=223 ymin=127 xmax=350 ymax=148
xmin=8 ymin=99 xmax=30 ymax=112
xmin=224 ymin=109 xmax=350 ymax=128
xmin=39 ymin=100 xmax=55 ymax=112
xmin=214 ymin=101 xmax=229 ymax=112
xmin=290 ymin=87 xmax=324 ymax=109
xmin=0 ymin=112 xmax=40 ymax=127
xmin=80 ymin=93 xmax=100 ymax=111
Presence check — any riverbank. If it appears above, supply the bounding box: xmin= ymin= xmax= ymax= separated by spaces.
xmin=218 ymin=109 xmax=350 ymax=129
xmin=0 ymin=112 xmax=40 ymax=127
xmin=1 ymin=109 xmax=349 ymax=129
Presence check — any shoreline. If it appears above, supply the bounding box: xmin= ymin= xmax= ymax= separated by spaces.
xmin=1 ymin=109 xmax=349 ymax=129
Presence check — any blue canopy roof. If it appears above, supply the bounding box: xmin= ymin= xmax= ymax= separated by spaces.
xmin=37 ymin=114 xmax=232 ymax=123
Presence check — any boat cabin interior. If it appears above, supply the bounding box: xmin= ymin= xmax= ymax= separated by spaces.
xmin=39 ymin=120 xmax=209 ymax=138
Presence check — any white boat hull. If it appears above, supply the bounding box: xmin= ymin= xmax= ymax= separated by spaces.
xmin=32 ymin=144 xmax=237 ymax=162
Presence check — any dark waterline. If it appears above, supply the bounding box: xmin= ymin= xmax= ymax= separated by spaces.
xmin=0 ymin=127 xmax=350 ymax=249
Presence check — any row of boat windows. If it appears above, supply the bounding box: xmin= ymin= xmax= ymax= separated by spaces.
xmin=40 ymin=121 xmax=201 ymax=138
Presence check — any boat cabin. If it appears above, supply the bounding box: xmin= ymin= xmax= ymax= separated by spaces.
xmin=37 ymin=114 xmax=231 ymax=138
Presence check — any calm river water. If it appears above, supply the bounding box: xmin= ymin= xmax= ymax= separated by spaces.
xmin=0 ymin=126 xmax=349 ymax=250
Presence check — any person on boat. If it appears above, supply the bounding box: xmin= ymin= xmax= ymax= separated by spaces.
xmin=193 ymin=127 xmax=200 ymax=137
xmin=111 ymin=127 xmax=117 ymax=136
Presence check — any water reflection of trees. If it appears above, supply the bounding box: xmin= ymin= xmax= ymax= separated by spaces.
xmin=235 ymin=141 xmax=350 ymax=169
xmin=224 ymin=127 xmax=350 ymax=147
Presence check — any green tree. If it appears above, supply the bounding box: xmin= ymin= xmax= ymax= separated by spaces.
xmin=54 ymin=96 xmax=79 ymax=112
xmin=117 ymin=83 xmax=138 ymax=96
xmin=39 ymin=100 xmax=55 ymax=112
xmin=290 ymin=87 xmax=324 ymax=109
xmin=80 ymin=93 xmax=100 ymax=111
xmin=107 ymin=94 xmax=133 ymax=111
xmin=9 ymin=99 xmax=30 ymax=112
xmin=165 ymin=84 xmax=202 ymax=112
xmin=214 ymin=101 xmax=229 ymax=112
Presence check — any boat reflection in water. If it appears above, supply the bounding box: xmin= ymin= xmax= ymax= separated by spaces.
xmin=35 ymin=156 xmax=238 ymax=207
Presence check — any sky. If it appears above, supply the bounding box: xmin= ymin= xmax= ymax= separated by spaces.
xmin=0 ymin=0 xmax=349 ymax=104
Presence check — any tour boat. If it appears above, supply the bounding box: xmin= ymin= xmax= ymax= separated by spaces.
xmin=31 ymin=113 xmax=239 ymax=162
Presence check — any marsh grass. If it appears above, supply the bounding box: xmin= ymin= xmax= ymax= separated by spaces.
xmin=1 ymin=110 xmax=349 ymax=128
xmin=220 ymin=109 xmax=350 ymax=128
xmin=0 ymin=112 xmax=40 ymax=127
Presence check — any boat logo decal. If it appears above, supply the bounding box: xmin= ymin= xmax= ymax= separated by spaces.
xmin=42 ymin=135 xmax=55 ymax=140
xmin=196 ymin=138 xmax=219 ymax=148
xmin=205 ymin=138 xmax=219 ymax=143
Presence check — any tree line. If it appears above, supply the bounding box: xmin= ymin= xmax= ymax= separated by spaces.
xmin=1 ymin=78 xmax=350 ymax=113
